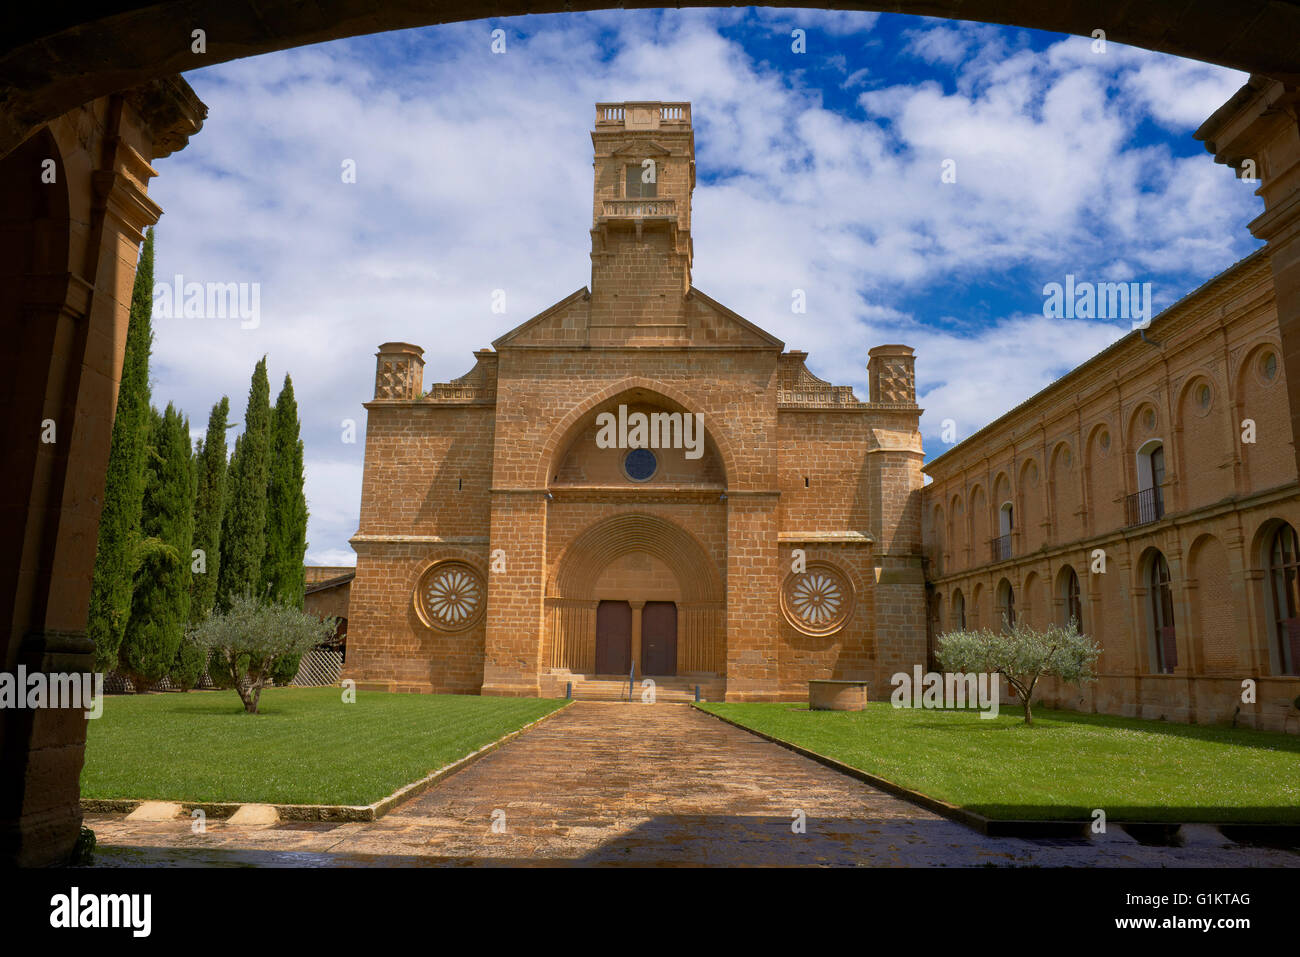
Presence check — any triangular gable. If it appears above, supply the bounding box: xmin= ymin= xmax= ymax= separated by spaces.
xmin=491 ymin=288 xmax=590 ymax=349
xmin=610 ymin=140 xmax=672 ymax=156
xmin=492 ymin=286 xmax=786 ymax=350
xmin=685 ymin=287 xmax=786 ymax=349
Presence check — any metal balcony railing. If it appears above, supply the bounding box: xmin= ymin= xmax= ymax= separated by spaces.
xmin=1125 ymin=485 xmax=1165 ymax=527
xmin=989 ymin=534 xmax=1011 ymax=562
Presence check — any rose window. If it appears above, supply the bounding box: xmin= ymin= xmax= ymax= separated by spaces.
xmin=780 ymin=562 xmax=854 ymax=637
xmin=416 ymin=561 xmax=485 ymax=631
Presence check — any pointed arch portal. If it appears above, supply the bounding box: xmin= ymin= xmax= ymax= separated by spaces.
xmin=546 ymin=513 xmax=725 ymax=676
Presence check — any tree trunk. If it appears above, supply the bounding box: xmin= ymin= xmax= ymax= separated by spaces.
xmin=1023 ymin=695 xmax=1033 ymax=725
xmin=232 ymin=654 xmax=256 ymax=713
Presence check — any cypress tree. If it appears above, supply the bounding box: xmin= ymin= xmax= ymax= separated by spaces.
xmin=263 ymin=374 xmax=310 ymax=685
xmin=119 ymin=403 xmax=194 ymax=689
xmin=189 ymin=396 xmax=230 ymax=624
xmin=172 ymin=421 xmax=208 ymax=690
xmin=87 ymin=227 xmax=155 ymax=674
xmin=262 ymin=374 xmax=308 ymax=608
xmin=216 ymin=357 xmax=271 ymax=610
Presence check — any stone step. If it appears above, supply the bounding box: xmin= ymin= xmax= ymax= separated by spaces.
xmin=561 ymin=675 xmax=724 ymax=703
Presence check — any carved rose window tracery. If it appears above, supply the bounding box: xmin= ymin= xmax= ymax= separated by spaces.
xmin=415 ymin=561 xmax=486 ymax=631
xmin=780 ymin=561 xmax=855 ymax=637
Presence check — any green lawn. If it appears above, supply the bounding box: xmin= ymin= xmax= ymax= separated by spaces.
xmin=82 ymin=687 xmax=566 ymax=806
xmin=697 ymin=701 xmax=1300 ymax=823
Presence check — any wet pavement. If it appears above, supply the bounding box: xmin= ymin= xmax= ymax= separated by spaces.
xmin=86 ymin=702 xmax=1300 ymax=867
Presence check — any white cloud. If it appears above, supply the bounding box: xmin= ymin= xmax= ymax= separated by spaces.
xmin=145 ymin=11 xmax=1261 ymax=560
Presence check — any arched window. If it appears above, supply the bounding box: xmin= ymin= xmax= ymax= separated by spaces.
xmin=1268 ymin=523 xmax=1300 ymax=675
xmin=1130 ymin=440 xmax=1165 ymax=525
xmin=1060 ymin=566 xmax=1082 ymax=630
xmin=1148 ymin=552 xmax=1176 ymax=673
xmin=993 ymin=502 xmax=1013 ymax=561
xmin=951 ymin=589 xmax=966 ymax=631
xmin=996 ymin=578 xmax=1015 ymax=631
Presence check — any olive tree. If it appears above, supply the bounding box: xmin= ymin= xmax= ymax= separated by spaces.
xmin=936 ymin=619 xmax=1101 ymax=725
xmin=189 ymin=592 xmax=337 ymax=714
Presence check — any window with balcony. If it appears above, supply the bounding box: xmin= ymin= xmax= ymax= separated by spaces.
xmin=1128 ymin=440 xmax=1165 ymax=526
xmin=991 ymin=502 xmax=1012 ymax=561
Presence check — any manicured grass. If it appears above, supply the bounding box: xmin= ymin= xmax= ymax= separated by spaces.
xmin=82 ymin=687 xmax=566 ymax=806
xmin=697 ymin=701 xmax=1300 ymax=823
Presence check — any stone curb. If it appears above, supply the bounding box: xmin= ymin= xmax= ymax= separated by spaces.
xmin=692 ymin=705 xmax=1300 ymax=846
xmin=81 ymin=699 xmax=574 ymax=824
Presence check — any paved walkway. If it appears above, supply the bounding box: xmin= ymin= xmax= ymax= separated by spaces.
xmin=87 ymin=702 xmax=1300 ymax=867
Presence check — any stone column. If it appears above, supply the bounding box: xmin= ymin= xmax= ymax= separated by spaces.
xmin=0 ymin=77 xmax=205 ymax=866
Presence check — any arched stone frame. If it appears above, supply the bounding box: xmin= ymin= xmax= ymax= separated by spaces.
xmin=1047 ymin=439 xmax=1078 ymax=543
xmin=1056 ymin=562 xmax=1083 ymax=631
xmin=1251 ymin=516 xmax=1300 ymax=676
xmin=546 ymin=512 xmax=725 ymax=675
xmin=1183 ymin=530 xmax=1254 ymax=676
xmin=997 ymin=500 xmax=1014 ymax=556
xmin=970 ymin=581 xmax=985 ymax=630
xmin=533 ymin=376 xmax=738 ymax=490
xmin=1234 ymin=336 xmax=1286 ymax=402
xmin=1135 ymin=545 xmax=1179 ymax=675
xmin=1234 ymin=339 xmax=1288 ymax=492
xmin=1133 ymin=436 xmax=1166 ymax=524
xmin=949 ymin=492 xmax=965 ymax=571
xmin=1016 ymin=456 xmax=1041 ymax=551
xmin=930 ymin=502 xmax=945 ymax=577
xmin=968 ymin=483 xmax=988 ymax=567
xmin=995 ymin=576 xmax=1015 ymax=631
xmin=1022 ymin=569 xmax=1041 ymax=630
xmin=1128 ymin=400 xmax=1165 ymax=501
xmin=1174 ymin=370 xmax=1233 ymax=507
xmin=926 ymin=588 xmax=943 ymax=670
xmin=1083 ymin=420 xmax=1114 ymax=535
xmin=950 ymin=587 xmax=966 ymax=631
xmin=991 ymin=470 xmax=1012 ymax=560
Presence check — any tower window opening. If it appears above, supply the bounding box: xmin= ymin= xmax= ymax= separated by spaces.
xmin=625 ymin=164 xmax=657 ymax=199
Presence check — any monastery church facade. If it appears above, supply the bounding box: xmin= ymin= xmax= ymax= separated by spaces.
xmin=346 ymin=101 xmax=927 ymax=700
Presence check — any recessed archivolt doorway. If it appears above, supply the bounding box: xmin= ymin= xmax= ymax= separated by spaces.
xmin=545 ymin=512 xmax=725 ymax=676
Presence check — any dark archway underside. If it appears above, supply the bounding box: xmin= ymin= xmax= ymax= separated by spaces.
xmin=3 ymin=0 xmax=1299 ymax=158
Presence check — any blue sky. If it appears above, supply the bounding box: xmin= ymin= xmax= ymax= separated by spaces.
xmin=144 ymin=8 xmax=1262 ymax=565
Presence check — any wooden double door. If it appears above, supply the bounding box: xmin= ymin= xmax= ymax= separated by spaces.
xmin=594 ymin=600 xmax=677 ymax=675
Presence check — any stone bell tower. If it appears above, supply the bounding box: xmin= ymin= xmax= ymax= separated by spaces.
xmin=588 ymin=101 xmax=695 ymax=343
